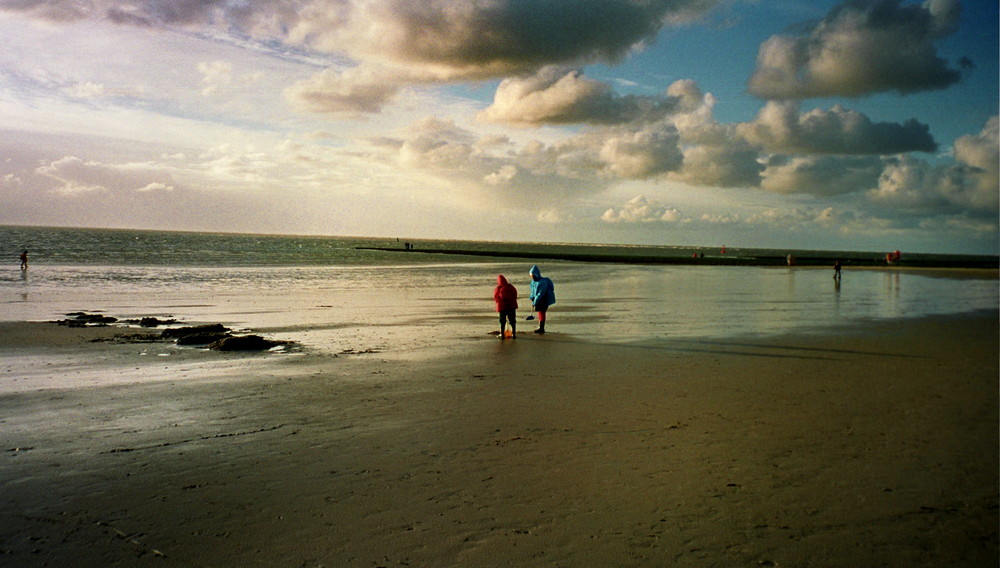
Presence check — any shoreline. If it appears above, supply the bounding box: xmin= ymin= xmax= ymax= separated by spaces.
xmin=0 ymin=311 xmax=996 ymax=566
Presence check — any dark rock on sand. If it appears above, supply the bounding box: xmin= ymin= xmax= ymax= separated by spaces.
xmin=46 ymin=316 xmax=294 ymax=352
xmin=139 ymin=317 xmax=177 ymax=327
xmin=57 ymin=312 xmax=119 ymax=326
xmin=161 ymin=324 xmax=231 ymax=340
xmin=209 ymin=335 xmax=283 ymax=351
xmin=91 ymin=333 xmax=164 ymax=344
xmin=176 ymin=332 xmax=232 ymax=346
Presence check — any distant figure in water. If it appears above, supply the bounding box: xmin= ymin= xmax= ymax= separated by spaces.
xmin=19 ymin=250 xmax=28 ymax=270
xmin=493 ymin=274 xmax=518 ymax=340
xmin=833 ymin=260 xmax=842 ymax=280
xmin=787 ymin=253 xmax=795 ymax=266
xmin=528 ymin=265 xmax=555 ymax=334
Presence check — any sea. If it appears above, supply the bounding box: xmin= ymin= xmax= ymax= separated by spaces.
xmin=1 ymin=225 xmax=998 ymax=356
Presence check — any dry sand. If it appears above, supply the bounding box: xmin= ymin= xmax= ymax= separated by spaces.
xmin=0 ymin=312 xmax=997 ymax=567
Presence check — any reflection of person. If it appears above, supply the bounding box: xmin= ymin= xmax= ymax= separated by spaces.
xmin=528 ymin=264 xmax=555 ymax=334
xmin=493 ymin=274 xmax=518 ymax=340
xmin=19 ymin=250 xmax=28 ymax=270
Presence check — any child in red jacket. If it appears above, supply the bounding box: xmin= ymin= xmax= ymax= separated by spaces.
xmin=493 ymin=274 xmax=518 ymax=339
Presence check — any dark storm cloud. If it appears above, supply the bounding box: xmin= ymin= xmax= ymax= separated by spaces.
xmin=2 ymin=0 xmax=724 ymax=116
xmin=3 ymin=0 xmax=721 ymax=74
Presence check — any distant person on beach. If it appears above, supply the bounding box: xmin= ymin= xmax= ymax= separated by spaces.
xmin=493 ymin=274 xmax=518 ymax=340
xmin=19 ymin=250 xmax=28 ymax=270
xmin=528 ymin=265 xmax=555 ymax=334
xmin=834 ymin=260 xmax=842 ymax=279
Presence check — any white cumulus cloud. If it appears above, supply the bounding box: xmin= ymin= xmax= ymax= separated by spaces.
xmin=748 ymin=0 xmax=962 ymax=99
xmin=738 ymin=101 xmax=936 ymax=155
xmin=868 ymin=116 xmax=998 ymax=213
xmin=601 ymin=195 xmax=685 ymax=223
xmin=478 ymin=67 xmax=684 ymax=127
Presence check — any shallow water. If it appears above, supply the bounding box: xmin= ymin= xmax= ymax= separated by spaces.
xmin=3 ymin=261 xmax=996 ymax=353
xmin=1 ymin=256 xmax=996 ymax=395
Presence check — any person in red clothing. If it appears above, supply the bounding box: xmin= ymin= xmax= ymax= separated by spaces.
xmin=493 ymin=274 xmax=518 ymax=339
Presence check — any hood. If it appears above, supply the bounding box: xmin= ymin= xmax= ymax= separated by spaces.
xmin=529 ymin=265 xmax=542 ymax=278
xmin=497 ymin=274 xmax=509 ymax=286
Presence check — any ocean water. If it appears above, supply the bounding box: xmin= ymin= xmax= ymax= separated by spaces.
xmin=1 ymin=226 xmax=997 ymax=356
xmin=3 ymin=225 xmax=995 ymax=267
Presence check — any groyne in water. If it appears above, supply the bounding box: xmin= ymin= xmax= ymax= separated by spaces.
xmin=357 ymin=246 xmax=999 ymax=269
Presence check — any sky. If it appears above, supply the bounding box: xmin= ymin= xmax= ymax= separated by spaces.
xmin=0 ymin=0 xmax=997 ymax=255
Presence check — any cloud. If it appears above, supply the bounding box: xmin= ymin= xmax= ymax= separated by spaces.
xmin=1 ymin=0 xmax=93 ymax=23
xmin=549 ymin=124 xmax=686 ymax=181
xmin=601 ymin=195 xmax=686 ymax=223
xmin=597 ymin=123 xmax=684 ymax=179
xmin=478 ymin=67 xmax=683 ymax=126
xmin=370 ymin=114 xmax=686 ymax=208
xmin=868 ymin=116 xmax=998 ymax=213
xmin=284 ymin=0 xmax=722 ymax=76
xmin=760 ymin=155 xmax=883 ymax=196
xmin=537 ymin=208 xmax=574 ymax=224
xmin=198 ymin=60 xmax=233 ymax=96
xmin=35 ymin=155 xmax=179 ymax=195
xmin=284 ymin=63 xmax=422 ymax=116
xmin=4 ymin=1 xmax=724 ymax=115
xmin=699 ymin=206 xmax=855 ymax=229
xmin=953 ymin=115 xmax=1000 ymax=199
xmin=647 ymin=86 xmax=764 ymax=188
xmin=136 ymin=181 xmax=174 ymax=192
xmin=392 ymin=117 xmax=477 ymax=170
xmin=4 ymin=0 xmax=254 ymax=28
xmin=34 ymin=156 xmax=111 ymax=194
xmin=748 ymin=0 xmax=963 ymax=99
xmin=922 ymin=214 xmax=1000 ymax=237
xmin=755 ymin=117 xmax=997 ymax=204
xmin=285 ymin=0 xmax=720 ymax=116
xmin=1 ymin=173 xmax=23 ymax=189
xmin=484 ymin=165 xmax=518 ymax=186
xmin=672 ymin=132 xmax=764 ymax=188
xmin=738 ymin=101 xmax=936 ymax=154
xmin=198 ymin=145 xmax=279 ymax=184
xmin=662 ymin=95 xmax=938 ymax=193
xmin=368 ymin=117 xmax=608 ymax=208
xmin=62 ymin=81 xmax=106 ymax=99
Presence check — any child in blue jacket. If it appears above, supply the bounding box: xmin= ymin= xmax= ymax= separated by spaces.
xmin=528 ymin=264 xmax=555 ymax=334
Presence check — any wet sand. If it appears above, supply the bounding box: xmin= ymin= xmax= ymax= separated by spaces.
xmin=0 ymin=312 xmax=997 ymax=567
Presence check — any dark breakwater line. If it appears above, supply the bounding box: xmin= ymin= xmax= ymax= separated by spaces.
xmin=357 ymin=247 xmax=999 ymax=269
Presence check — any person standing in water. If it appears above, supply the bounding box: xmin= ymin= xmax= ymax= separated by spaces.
xmin=833 ymin=260 xmax=842 ymax=280
xmin=528 ymin=264 xmax=555 ymax=334
xmin=19 ymin=250 xmax=28 ymax=270
xmin=493 ymin=274 xmax=518 ymax=340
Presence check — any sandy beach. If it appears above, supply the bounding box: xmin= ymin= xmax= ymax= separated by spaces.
xmin=0 ymin=308 xmax=996 ymax=567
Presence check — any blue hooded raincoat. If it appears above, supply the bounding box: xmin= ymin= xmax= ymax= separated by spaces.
xmin=528 ymin=265 xmax=555 ymax=311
